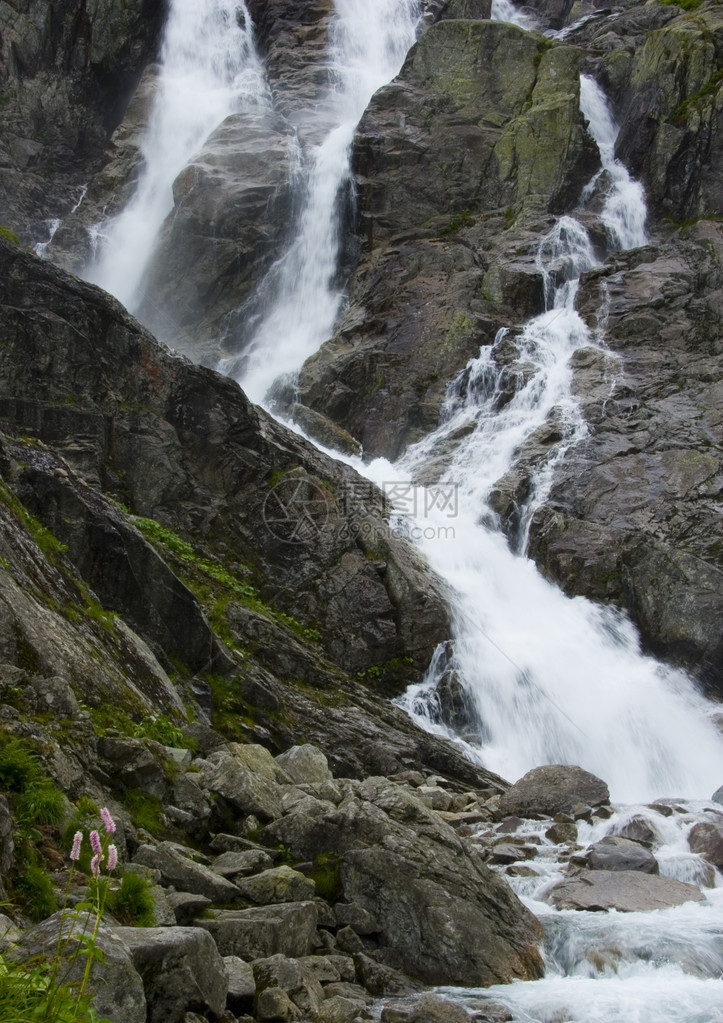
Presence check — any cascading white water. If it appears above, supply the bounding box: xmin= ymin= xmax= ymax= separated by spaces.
xmin=580 ymin=75 xmax=648 ymax=251
xmin=491 ymin=0 xmax=539 ymax=30
xmin=224 ymin=0 xmax=421 ymax=404
xmin=84 ymin=0 xmax=267 ymax=310
xmin=376 ymin=74 xmax=723 ymax=803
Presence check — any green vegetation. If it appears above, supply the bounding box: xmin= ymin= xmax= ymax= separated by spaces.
xmin=16 ymin=785 xmax=65 ymax=827
xmin=0 ymin=226 xmax=19 ymax=247
xmin=15 ymin=864 xmax=57 ymax=922
xmin=130 ymin=513 xmax=320 ymax=647
xmin=0 ymin=737 xmax=44 ymax=792
xmin=123 ymin=789 xmax=164 ymax=834
xmin=0 ymin=736 xmax=65 ymax=826
xmin=87 ymin=706 xmax=195 ymax=751
xmin=438 ymin=209 xmax=473 ymax=237
xmin=674 ymin=68 xmax=723 ymax=121
xmin=660 ymin=0 xmax=702 ymax=9
xmin=0 ymin=958 xmax=106 ymax=1022
xmin=0 ymin=482 xmax=67 ymax=562
xmin=308 ymin=852 xmax=343 ymax=902
xmin=107 ymin=873 xmax=155 ymax=927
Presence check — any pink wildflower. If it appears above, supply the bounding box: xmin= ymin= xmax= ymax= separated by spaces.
xmin=90 ymin=854 xmax=103 ymax=877
xmin=90 ymin=830 xmax=102 ymax=856
xmin=100 ymin=807 xmax=116 ymax=834
xmin=107 ymin=844 xmax=118 ymax=871
xmin=70 ymin=831 xmax=83 ymax=862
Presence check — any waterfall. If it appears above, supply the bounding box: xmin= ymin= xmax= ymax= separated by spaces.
xmin=84 ymin=0 xmax=267 ymax=311
xmin=580 ymin=75 xmax=648 ymax=251
xmin=222 ymin=0 xmax=421 ymax=404
xmin=378 ymin=75 xmax=723 ymax=804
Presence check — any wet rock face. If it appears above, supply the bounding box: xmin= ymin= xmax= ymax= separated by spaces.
xmin=615 ymin=4 xmax=723 ymax=225
xmin=296 ymin=20 xmax=599 ymax=458
xmin=528 ymin=226 xmax=723 ymax=693
xmin=135 ymin=107 xmax=298 ymax=361
xmin=0 ymin=237 xmax=450 ymax=686
xmin=0 ymin=0 xmax=167 ymax=236
xmin=354 ymin=22 xmax=597 ymax=244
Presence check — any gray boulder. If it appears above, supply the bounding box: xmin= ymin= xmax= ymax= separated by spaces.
xmin=224 ymin=956 xmax=256 ymax=1016
xmin=277 ymin=744 xmax=334 ymax=784
xmin=688 ymin=820 xmax=723 ymax=869
xmin=334 ymin=902 xmax=379 ymax=936
xmin=614 ymin=815 xmax=662 ymax=848
xmin=384 ymin=994 xmax=473 ymax=1023
xmin=194 ymin=750 xmax=284 ymax=820
xmin=212 ymin=849 xmax=275 ymax=878
xmin=584 ymin=836 xmax=659 ymax=874
xmin=712 ymin=786 xmax=723 ymax=806
xmin=547 ymin=869 xmax=706 ymax=912
xmin=165 ymin=891 xmax=212 ymax=925
xmin=500 ymin=765 xmax=610 ymax=818
xmin=253 ymin=953 xmax=324 ymax=1018
xmin=97 ymin=736 xmax=168 ymax=798
xmin=114 ymin=927 xmax=228 ymax=1023
xmin=352 ymin=952 xmax=420 ymax=996
xmin=194 ymin=902 xmax=319 ymax=959
xmin=262 ymin=777 xmax=543 ymax=986
xmin=134 ymin=842 xmax=241 ymax=903
xmin=235 ymin=865 xmax=316 ymax=905
xmin=257 ymin=986 xmax=302 ymax=1022
xmin=12 ymin=914 xmax=145 ymax=1023
xmin=317 ymin=995 xmax=365 ymax=1023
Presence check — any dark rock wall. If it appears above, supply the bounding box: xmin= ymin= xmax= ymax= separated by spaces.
xmin=0 ymin=0 xmax=167 ymax=235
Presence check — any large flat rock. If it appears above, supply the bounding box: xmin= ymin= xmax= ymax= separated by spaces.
xmin=547 ymin=869 xmax=706 ymax=912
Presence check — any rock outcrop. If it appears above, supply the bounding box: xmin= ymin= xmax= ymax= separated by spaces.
xmin=0 ymin=0 xmax=167 ymax=240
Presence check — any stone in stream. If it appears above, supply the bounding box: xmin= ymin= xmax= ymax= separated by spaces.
xmin=614 ymin=814 xmax=662 ymax=848
xmin=499 ymin=765 xmax=610 ymax=818
xmin=583 ymin=835 xmax=659 ymax=874
xmin=547 ymin=869 xmax=706 ymax=912
xmin=688 ymin=820 xmax=723 ymax=870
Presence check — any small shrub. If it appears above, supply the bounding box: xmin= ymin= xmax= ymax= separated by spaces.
xmin=133 ymin=715 xmax=196 ymax=751
xmin=123 ymin=789 xmax=164 ymax=833
xmin=16 ymin=783 xmax=65 ymax=826
xmin=0 ymin=739 xmax=43 ymax=792
xmin=308 ymin=852 xmax=343 ymax=902
xmin=15 ymin=864 xmax=57 ymax=921
xmin=107 ymin=873 xmax=155 ymax=927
